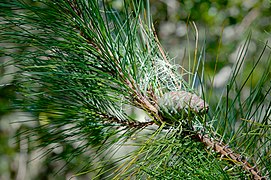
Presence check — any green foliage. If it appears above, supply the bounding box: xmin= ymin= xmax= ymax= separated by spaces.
xmin=0 ymin=0 xmax=270 ymax=179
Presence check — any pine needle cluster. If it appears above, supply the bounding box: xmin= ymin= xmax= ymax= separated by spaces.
xmin=1 ymin=0 xmax=270 ymax=179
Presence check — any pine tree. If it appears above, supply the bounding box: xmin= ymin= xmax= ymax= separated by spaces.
xmin=1 ymin=0 xmax=270 ymax=179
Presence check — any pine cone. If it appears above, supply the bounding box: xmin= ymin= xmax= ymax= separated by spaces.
xmin=158 ymin=91 xmax=209 ymax=122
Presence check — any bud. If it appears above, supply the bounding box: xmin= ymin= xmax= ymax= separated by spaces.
xmin=158 ymin=91 xmax=209 ymax=122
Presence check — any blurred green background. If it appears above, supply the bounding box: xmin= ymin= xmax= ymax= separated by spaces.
xmin=0 ymin=0 xmax=270 ymax=179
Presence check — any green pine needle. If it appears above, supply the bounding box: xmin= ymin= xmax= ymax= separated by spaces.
xmin=1 ymin=0 xmax=270 ymax=179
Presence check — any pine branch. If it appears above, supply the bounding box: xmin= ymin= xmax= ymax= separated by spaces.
xmin=1 ymin=0 xmax=270 ymax=179
xmin=197 ymin=134 xmax=264 ymax=179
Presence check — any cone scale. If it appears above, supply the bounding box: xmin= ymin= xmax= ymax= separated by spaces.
xmin=158 ymin=91 xmax=209 ymax=123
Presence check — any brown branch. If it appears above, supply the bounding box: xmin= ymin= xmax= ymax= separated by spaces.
xmin=123 ymin=76 xmax=161 ymax=123
xmin=102 ymin=115 xmax=154 ymax=129
xmin=197 ymin=134 xmax=265 ymax=180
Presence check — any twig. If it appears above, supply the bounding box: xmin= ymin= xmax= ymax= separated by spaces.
xmin=197 ymin=134 xmax=265 ymax=180
xmin=102 ymin=115 xmax=155 ymax=129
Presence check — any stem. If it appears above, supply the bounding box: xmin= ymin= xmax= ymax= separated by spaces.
xmin=103 ymin=115 xmax=155 ymax=128
xmin=197 ymin=134 xmax=264 ymax=180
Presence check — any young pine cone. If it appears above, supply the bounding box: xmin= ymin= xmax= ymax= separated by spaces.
xmin=158 ymin=91 xmax=209 ymax=122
